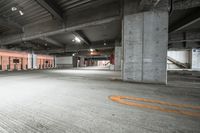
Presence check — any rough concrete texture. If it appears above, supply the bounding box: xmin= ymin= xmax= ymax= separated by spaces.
xmin=114 ymin=46 xmax=122 ymax=71
xmin=0 ymin=67 xmax=200 ymax=133
xmin=123 ymin=11 xmax=168 ymax=84
xmin=80 ymin=57 xmax=85 ymax=67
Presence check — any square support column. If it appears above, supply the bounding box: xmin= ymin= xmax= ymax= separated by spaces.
xmin=114 ymin=46 xmax=122 ymax=71
xmin=80 ymin=57 xmax=85 ymax=67
xmin=122 ymin=11 xmax=168 ymax=84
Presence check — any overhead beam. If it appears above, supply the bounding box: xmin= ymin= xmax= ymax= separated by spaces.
xmin=0 ymin=17 xmax=22 ymax=31
xmin=73 ymin=30 xmax=91 ymax=46
xmin=169 ymin=31 xmax=200 ymax=44
xmin=169 ymin=9 xmax=200 ymax=33
xmin=36 ymin=0 xmax=63 ymax=21
xmin=35 ymin=40 xmax=115 ymax=54
xmin=169 ymin=39 xmax=200 ymax=44
xmin=0 ymin=16 xmax=120 ymax=45
xmin=173 ymin=0 xmax=200 ymax=10
xmin=139 ymin=0 xmax=161 ymax=11
xmin=39 ymin=37 xmax=63 ymax=47
xmin=65 ymin=0 xmax=118 ymax=14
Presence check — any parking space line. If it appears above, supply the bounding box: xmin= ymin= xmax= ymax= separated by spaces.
xmin=109 ymin=95 xmax=200 ymax=117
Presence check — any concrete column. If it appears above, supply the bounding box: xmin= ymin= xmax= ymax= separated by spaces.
xmin=122 ymin=11 xmax=168 ymax=84
xmin=80 ymin=56 xmax=85 ymax=67
xmin=28 ymin=54 xmax=32 ymax=69
xmin=73 ymin=56 xmax=78 ymax=67
xmin=114 ymin=46 xmax=122 ymax=71
xmin=32 ymin=54 xmax=37 ymax=69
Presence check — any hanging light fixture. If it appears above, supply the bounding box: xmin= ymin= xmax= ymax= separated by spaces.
xmin=74 ymin=37 xmax=81 ymax=43
xmin=11 ymin=7 xmax=17 ymax=11
xmin=72 ymin=36 xmax=81 ymax=43
xmin=19 ymin=10 xmax=24 ymax=16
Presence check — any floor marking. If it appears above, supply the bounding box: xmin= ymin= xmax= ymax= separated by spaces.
xmin=109 ymin=95 xmax=200 ymax=117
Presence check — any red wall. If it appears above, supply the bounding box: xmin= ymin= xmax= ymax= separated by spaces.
xmin=0 ymin=50 xmax=28 ymax=71
xmin=0 ymin=49 xmax=54 ymax=71
xmin=37 ymin=55 xmax=54 ymax=69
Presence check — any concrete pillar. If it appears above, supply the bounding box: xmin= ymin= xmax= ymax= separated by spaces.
xmin=191 ymin=49 xmax=200 ymax=70
xmin=80 ymin=56 xmax=85 ymax=67
xmin=28 ymin=54 xmax=32 ymax=69
xmin=114 ymin=46 xmax=122 ymax=71
xmin=73 ymin=56 xmax=78 ymax=67
xmin=32 ymin=54 xmax=37 ymax=69
xmin=122 ymin=11 xmax=168 ymax=84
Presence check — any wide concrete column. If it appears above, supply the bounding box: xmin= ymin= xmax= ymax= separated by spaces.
xmin=122 ymin=11 xmax=168 ymax=84
xmin=114 ymin=46 xmax=122 ymax=71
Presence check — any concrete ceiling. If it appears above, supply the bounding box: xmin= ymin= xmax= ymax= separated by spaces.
xmin=0 ymin=0 xmax=199 ymax=54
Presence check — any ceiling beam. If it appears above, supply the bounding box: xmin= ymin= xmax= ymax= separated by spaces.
xmin=139 ymin=0 xmax=161 ymax=11
xmin=73 ymin=30 xmax=91 ymax=46
xmin=0 ymin=17 xmax=22 ymax=31
xmin=173 ymin=0 xmax=200 ymax=10
xmin=169 ymin=9 xmax=200 ymax=33
xmin=65 ymin=0 xmax=118 ymax=14
xmin=0 ymin=16 xmax=120 ymax=45
xmin=169 ymin=31 xmax=200 ymax=44
xmin=36 ymin=0 xmax=63 ymax=21
xmin=169 ymin=39 xmax=200 ymax=44
xmin=35 ymin=40 xmax=115 ymax=54
xmin=40 ymin=37 xmax=64 ymax=47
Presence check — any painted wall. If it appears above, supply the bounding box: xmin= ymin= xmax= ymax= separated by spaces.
xmin=167 ymin=50 xmax=190 ymax=69
xmin=192 ymin=49 xmax=200 ymax=70
xmin=0 ymin=49 xmax=54 ymax=71
xmin=56 ymin=56 xmax=73 ymax=68
xmin=0 ymin=49 xmax=28 ymax=71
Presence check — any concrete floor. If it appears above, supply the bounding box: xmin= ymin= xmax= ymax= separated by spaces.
xmin=0 ymin=67 xmax=200 ymax=133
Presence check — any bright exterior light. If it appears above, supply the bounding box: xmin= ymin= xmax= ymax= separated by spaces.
xmin=104 ymin=42 xmax=107 ymax=46
xmin=19 ymin=10 xmax=24 ymax=16
xmin=11 ymin=7 xmax=17 ymax=11
xmin=72 ymin=53 xmax=75 ymax=56
xmin=90 ymin=49 xmax=94 ymax=52
xmin=74 ymin=37 xmax=81 ymax=43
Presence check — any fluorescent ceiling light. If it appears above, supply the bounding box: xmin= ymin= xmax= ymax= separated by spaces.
xmin=75 ymin=37 xmax=81 ymax=43
xmin=90 ymin=49 xmax=94 ymax=52
xmin=19 ymin=10 xmax=24 ymax=16
xmin=11 ymin=7 xmax=17 ymax=11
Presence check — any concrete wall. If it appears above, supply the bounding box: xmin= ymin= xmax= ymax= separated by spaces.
xmin=123 ymin=11 xmax=168 ymax=84
xmin=192 ymin=49 xmax=200 ymax=70
xmin=0 ymin=49 xmax=54 ymax=71
xmin=56 ymin=56 xmax=73 ymax=68
xmin=167 ymin=50 xmax=190 ymax=69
